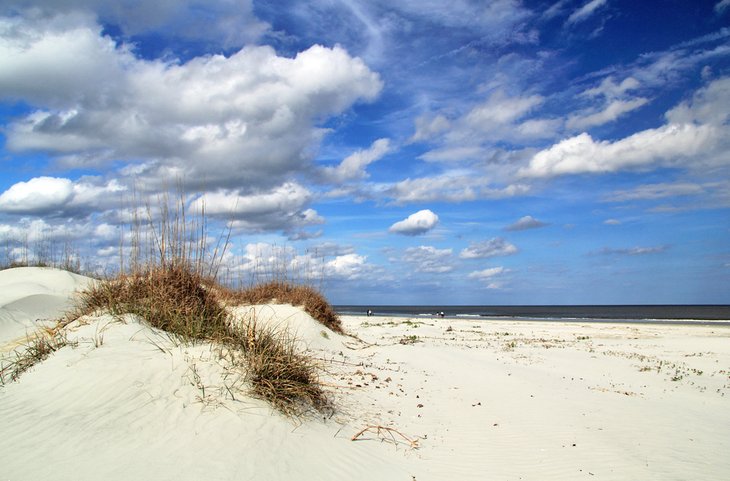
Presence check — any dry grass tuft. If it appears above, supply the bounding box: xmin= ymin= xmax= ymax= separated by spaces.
xmin=75 ymin=264 xmax=229 ymax=342
xmin=0 ymin=331 xmax=72 ymax=385
xmin=237 ymin=281 xmax=343 ymax=334
xmin=227 ymin=320 xmax=331 ymax=415
xmin=72 ymin=264 xmax=330 ymax=416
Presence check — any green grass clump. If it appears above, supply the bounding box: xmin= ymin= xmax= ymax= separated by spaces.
xmin=236 ymin=281 xmax=343 ymax=334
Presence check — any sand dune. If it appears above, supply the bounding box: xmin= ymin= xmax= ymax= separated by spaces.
xmin=0 ymin=267 xmax=93 ymax=350
xmin=1 ymin=268 xmax=729 ymax=480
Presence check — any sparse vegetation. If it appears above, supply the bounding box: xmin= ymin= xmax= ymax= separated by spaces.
xmin=0 ymin=331 xmax=74 ymax=385
xmin=4 ymin=188 xmax=338 ymax=416
xmin=235 ymin=280 xmax=343 ymax=334
xmin=399 ymin=334 xmax=420 ymax=345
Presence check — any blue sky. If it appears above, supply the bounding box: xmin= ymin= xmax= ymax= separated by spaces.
xmin=0 ymin=1 xmax=729 ymax=305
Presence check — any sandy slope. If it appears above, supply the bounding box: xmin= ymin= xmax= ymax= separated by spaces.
xmin=1 ymin=268 xmax=729 ymax=480
xmin=0 ymin=267 xmax=93 ymax=350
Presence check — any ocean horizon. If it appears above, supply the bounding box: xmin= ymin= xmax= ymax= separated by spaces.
xmin=335 ymin=304 xmax=730 ymax=324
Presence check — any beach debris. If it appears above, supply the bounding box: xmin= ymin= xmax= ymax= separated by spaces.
xmin=351 ymin=425 xmax=420 ymax=449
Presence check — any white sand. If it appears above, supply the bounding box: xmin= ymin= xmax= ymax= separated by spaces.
xmin=0 ymin=267 xmax=93 ymax=349
xmin=1 ymin=267 xmax=729 ymax=480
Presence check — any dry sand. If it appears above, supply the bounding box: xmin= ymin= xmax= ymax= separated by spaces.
xmin=1 ymin=267 xmax=729 ymax=480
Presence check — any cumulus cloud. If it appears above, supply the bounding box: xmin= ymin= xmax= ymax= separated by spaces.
xmin=566 ymin=0 xmax=608 ymax=25
xmin=460 ymin=238 xmax=518 ymax=259
xmin=402 ymin=246 xmax=453 ymax=273
xmin=505 ymin=215 xmax=548 ymax=231
xmin=1 ymin=13 xmax=383 ymax=193
xmin=389 ymin=209 xmax=439 ymax=236
xmin=185 ymin=182 xmax=328 ymax=235
xmin=467 ymin=266 xmax=508 ymax=289
xmin=227 ymin=242 xmax=372 ymax=282
xmin=522 ymin=123 xmax=724 ymax=177
xmin=665 ymin=76 xmax=730 ymax=125
xmin=325 ymin=253 xmax=372 ymax=280
xmin=522 ymin=76 xmax=730 ymax=178
xmin=320 ymin=138 xmax=391 ymax=183
xmin=0 ymin=177 xmax=74 ymax=215
xmin=0 ymin=176 xmax=125 ymax=216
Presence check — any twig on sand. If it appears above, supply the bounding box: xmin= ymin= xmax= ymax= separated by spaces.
xmin=351 ymin=425 xmax=420 ymax=449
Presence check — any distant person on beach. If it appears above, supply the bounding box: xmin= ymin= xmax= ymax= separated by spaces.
xmin=367 ymin=309 xmax=372 ymax=316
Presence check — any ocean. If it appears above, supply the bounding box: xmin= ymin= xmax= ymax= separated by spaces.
xmin=334 ymin=305 xmax=730 ymax=325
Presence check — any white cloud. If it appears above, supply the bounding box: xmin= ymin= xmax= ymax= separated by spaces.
xmin=460 ymin=238 xmax=518 ymax=259
xmin=522 ymin=123 xmax=725 ymax=177
xmin=716 ymin=0 xmax=730 ymax=14
xmin=389 ymin=209 xmax=439 ymax=236
xmin=582 ymin=76 xmax=640 ymax=99
xmin=414 ymin=90 xmax=555 ymax=169
xmin=402 ymin=245 xmax=453 ymax=273
xmin=606 ymin=182 xmax=706 ymax=202
xmin=597 ymin=245 xmax=668 ymax=256
xmin=0 ymin=177 xmax=73 ymax=214
xmin=665 ymin=76 xmax=730 ymax=125
xmin=1 ymin=0 xmax=269 ymax=49
xmin=463 ymin=91 xmax=544 ymax=129
xmin=387 ymin=173 xmax=530 ymax=204
xmin=505 ymin=215 xmax=548 ymax=231
xmin=1 ymin=13 xmax=383 ymax=193
xmin=603 ymin=219 xmax=621 ymax=225
xmin=525 ymin=77 xmax=730 ymax=178
xmin=227 ymin=242 xmax=372 ymax=282
xmin=468 ymin=266 xmax=508 ymax=289
xmin=325 ymin=253 xmax=371 ymax=280
xmin=566 ymin=97 xmax=648 ymax=130
xmin=566 ymin=0 xmax=608 ymax=25
xmin=320 ymin=138 xmax=391 ymax=183
xmin=191 ymin=183 xmax=324 ymax=233
xmin=0 ymin=176 xmax=125 ymax=216
xmin=410 ymin=114 xmax=451 ymax=143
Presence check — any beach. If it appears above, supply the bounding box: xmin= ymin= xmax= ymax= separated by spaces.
xmin=1 ymin=267 xmax=729 ymax=480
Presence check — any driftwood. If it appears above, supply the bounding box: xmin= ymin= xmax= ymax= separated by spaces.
xmin=351 ymin=425 xmax=420 ymax=449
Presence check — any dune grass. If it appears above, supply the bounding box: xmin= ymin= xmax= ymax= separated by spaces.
xmin=70 ymin=261 xmax=332 ymax=415
xmin=73 ymin=191 xmax=334 ymax=415
xmin=0 ymin=331 xmax=72 ymax=385
xmin=4 ymin=190 xmax=337 ymax=415
xmin=236 ymin=281 xmax=343 ymax=334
